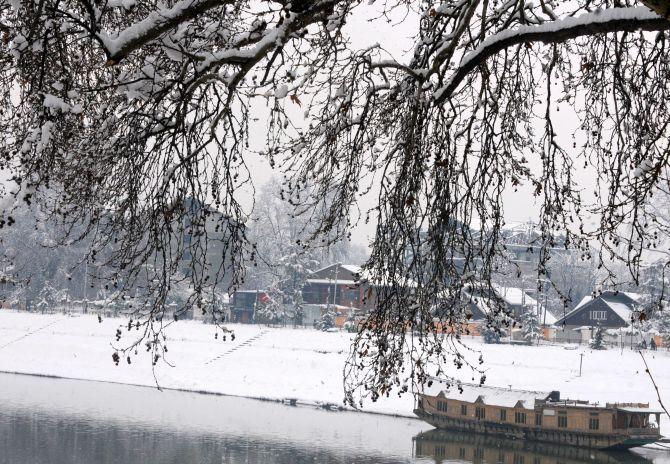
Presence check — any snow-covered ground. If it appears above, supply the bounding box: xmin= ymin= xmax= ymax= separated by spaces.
xmin=0 ymin=309 xmax=669 ymax=430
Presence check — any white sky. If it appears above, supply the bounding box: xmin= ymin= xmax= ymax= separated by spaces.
xmin=240 ymin=5 xmax=598 ymax=248
xmin=0 ymin=4 xmax=604 ymax=251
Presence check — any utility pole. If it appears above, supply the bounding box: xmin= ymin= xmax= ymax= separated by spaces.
xmin=579 ymin=353 xmax=584 ymax=377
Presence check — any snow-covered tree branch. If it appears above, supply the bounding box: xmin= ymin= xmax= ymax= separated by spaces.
xmin=1 ymin=0 xmax=670 ymax=406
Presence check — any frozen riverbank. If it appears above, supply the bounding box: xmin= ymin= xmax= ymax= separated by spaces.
xmin=0 ymin=310 xmax=669 ymax=426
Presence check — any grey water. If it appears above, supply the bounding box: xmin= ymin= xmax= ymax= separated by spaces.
xmin=0 ymin=373 xmax=666 ymax=464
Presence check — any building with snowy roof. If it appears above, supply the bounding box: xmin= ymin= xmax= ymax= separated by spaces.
xmin=302 ymin=263 xmax=417 ymax=311
xmin=554 ymin=290 xmax=643 ymax=330
xmin=459 ymin=284 xmax=557 ymax=326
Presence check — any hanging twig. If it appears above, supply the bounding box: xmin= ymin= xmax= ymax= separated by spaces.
xmin=639 ymin=350 xmax=670 ymax=419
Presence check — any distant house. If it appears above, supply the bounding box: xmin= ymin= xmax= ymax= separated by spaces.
xmin=301 ymin=263 xmax=419 ymax=327
xmin=463 ymin=284 xmax=556 ymax=325
xmin=302 ymin=264 xmax=368 ymax=309
xmin=554 ymin=290 xmax=643 ymax=330
xmin=231 ymin=290 xmax=269 ymax=323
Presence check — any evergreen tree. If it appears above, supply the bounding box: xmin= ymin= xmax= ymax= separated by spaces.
xmin=521 ymin=307 xmax=542 ymax=345
xmin=318 ymin=306 xmax=337 ymax=331
xmin=483 ymin=325 xmax=501 ymax=344
xmin=590 ymin=325 xmax=606 ymax=350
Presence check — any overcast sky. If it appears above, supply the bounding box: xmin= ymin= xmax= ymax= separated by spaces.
xmin=238 ymin=5 xmax=599 ymax=249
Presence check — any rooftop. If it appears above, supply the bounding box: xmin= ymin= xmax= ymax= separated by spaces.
xmin=423 ymin=380 xmax=552 ymax=410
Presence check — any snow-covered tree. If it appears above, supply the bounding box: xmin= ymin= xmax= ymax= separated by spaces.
xmin=521 ymin=308 xmax=542 ymax=345
xmin=483 ymin=325 xmax=502 ymax=344
xmin=245 ymin=178 xmax=366 ymax=295
xmin=255 ymin=291 xmax=285 ymax=326
xmin=318 ymin=306 xmax=337 ymax=332
xmin=590 ymin=325 xmax=606 ymax=350
xmin=3 ymin=0 xmax=670 ymax=405
xmin=35 ymin=280 xmax=60 ymax=313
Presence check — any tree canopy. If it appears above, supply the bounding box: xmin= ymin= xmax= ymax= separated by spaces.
xmin=1 ymin=0 xmax=670 ymax=405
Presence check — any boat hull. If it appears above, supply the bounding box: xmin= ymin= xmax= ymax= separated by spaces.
xmin=414 ymin=409 xmax=659 ymax=450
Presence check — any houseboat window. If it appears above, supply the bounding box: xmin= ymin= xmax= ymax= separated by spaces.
xmin=558 ymin=412 xmax=568 ymax=428
xmin=535 ymin=413 xmax=542 ymax=426
xmin=475 ymin=407 xmax=486 ymax=419
xmin=435 ymin=446 xmax=446 ymax=458
xmin=589 ymin=416 xmax=600 ymax=430
xmin=461 ymin=404 xmax=468 ymax=416
xmin=500 ymin=409 xmax=507 ymax=421
xmin=437 ymin=400 xmax=447 ymax=412
xmin=533 ymin=458 xmax=541 ymax=464
xmin=514 ymin=412 xmax=527 ymax=424
xmin=474 ymin=447 xmax=484 ymax=462
xmin=513 ymin=453 xmax=525 ymax=464
xmin=459 ymin=448 xmax=467 ymax=459
xmin=590 ymin=310 xmax=607 ymax=321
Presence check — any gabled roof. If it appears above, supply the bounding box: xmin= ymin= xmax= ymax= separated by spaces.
xmin=425 ymin=381 xmax=551 ymax=410
xmin=307 ymin=263 xmax=417 ymax=288
xmin=460 ymin=285 xmax=557 ymax=325
xmin=493 ymin=284 xmax=538 ymax=307
xmin=556 ymin=290 xmax=643 ymax=326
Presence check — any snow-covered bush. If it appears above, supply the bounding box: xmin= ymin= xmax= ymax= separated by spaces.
xmin=317 ymin=307 xmax=337 ymax=331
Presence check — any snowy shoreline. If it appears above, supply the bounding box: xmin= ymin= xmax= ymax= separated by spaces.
xmin=0 ymin=368 xmax=419 ymax=420
xmin=1 ymin=309 xmax=669 ymax=430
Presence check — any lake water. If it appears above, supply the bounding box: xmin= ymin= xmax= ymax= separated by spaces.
xmin=0 ymin=373 xmax=667 ymax=464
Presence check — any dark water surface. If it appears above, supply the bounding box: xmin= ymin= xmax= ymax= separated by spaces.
xmin=0 ymin=373 xmax=667 ymax=464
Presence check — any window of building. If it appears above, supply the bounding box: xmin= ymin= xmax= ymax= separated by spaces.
xmin=475 ymin=407 xmax=486 ymax=419
xmin=558 ymin=412 xmax=568 ymax=428
xmin=514 ymin=412 xmax=527 ymax=424
xmin=437 ymin=400 xmax=447 ymax=412
xmin=535 ymin=413 xmax=542 ymax=426
xmin=590 ymin=310 xmax=607 ymax=321
xmin=461 ymin=404 xmax=468 ymax=416
xmin=500 ymin=409 xmax=507 ymax=421
xmin=589 ymin=415 xmax=600 ymax=430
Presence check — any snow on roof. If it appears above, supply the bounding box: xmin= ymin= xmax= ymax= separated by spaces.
xmin=541 ymin=310 xmax=557 ymax=325
xmin=615 ymin=406 xmax=663 ymax=414
xmin=305 ymin=278 xmax=358 ymax=285
xmin=493 ymin=285 xmax=537 ymax=307
xmin=574 ymin=295 xmax=592 ymax=311
xmin=309 ymin=263 xmax=362 ymax=276
xmin=602 ymin=298 xmax=634 ymax=324
xmin=340 ymin=264 xmax=363 ymax=275
xmin=424 ymin=381 xmax=551 ymax=410
xmin=622 ymin=292 xmax=643 ymax=302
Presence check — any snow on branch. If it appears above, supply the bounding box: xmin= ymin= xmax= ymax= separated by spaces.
xmin=99 ymin=0 xmax=233 ymax=63
xmin=434 ymin=6 xmax=670 ymax=103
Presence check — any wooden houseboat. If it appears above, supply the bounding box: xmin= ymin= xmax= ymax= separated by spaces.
xmin=415 ymin=382 xmax=662 ymax=450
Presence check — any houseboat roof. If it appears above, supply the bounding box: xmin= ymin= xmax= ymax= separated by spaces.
xmin=615 ymin=405 xmax=664 ymax=414
xmin=424 ymin=381 xmax=553 ymax=410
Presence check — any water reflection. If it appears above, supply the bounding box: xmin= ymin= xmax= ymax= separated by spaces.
xmin=0 ymin=373 xmax=425 ymax=464
xmin=0 ymin=373 xmax=666 ymax=464
xmin=413 ymin=429 xmax=654 ymax=464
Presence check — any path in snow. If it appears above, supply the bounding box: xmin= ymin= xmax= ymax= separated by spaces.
xmin=205 ymin=329 xmax=268 ymax=364
xmin=0 ymin=317 xmax=62 ymax=351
